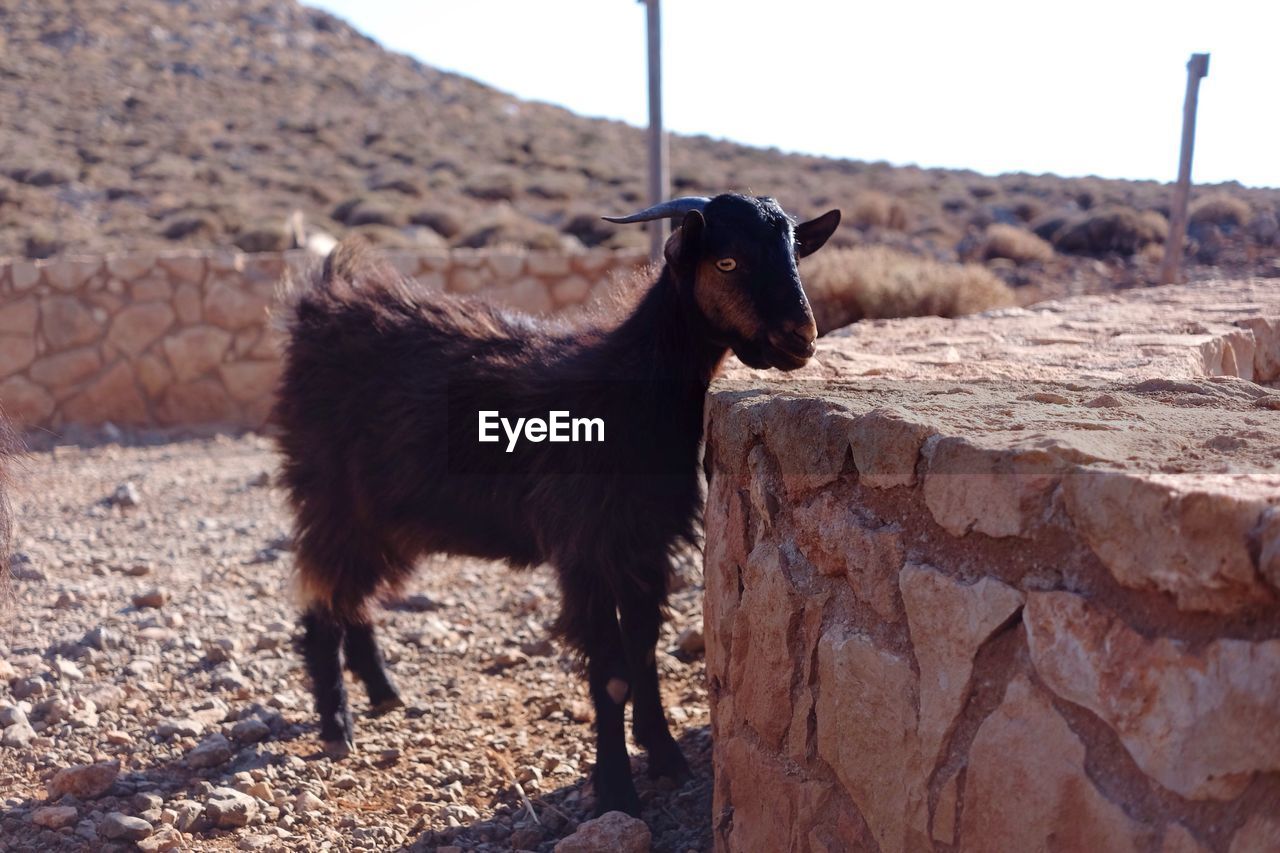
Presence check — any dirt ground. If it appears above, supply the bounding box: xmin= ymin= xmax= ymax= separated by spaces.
xmin=0 ymin=433 xmax=713 ymax=852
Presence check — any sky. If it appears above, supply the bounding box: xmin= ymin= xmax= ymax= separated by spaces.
xmin=308 ymin=0 xmax=1279 ymax=189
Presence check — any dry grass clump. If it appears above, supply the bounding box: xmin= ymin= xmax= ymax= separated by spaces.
xmin=848 ymin=190 xmax=910 ymax=231
xmin=980 ymin=224 xmax=1054 ymax=264
xmin=451 ymin=206 xmax=565 ymax=250
xmin=801 ymin=246 xmax=1015 ymax=335
xmin=1189 ymin=194 xmax=1252 ymax=229
xmin=1049 ymin=207 xmax=1164 ymax=256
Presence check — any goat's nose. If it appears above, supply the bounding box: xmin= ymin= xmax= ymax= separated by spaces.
xmin=769 ymin=320 xmax=817 ymax=358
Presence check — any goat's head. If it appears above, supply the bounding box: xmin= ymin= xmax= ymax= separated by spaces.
xmin=606 ymin=194 xmax=840 ymax=370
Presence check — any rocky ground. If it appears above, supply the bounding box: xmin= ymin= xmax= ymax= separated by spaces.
xmin=0 ymin=432 xmax=712 ymax=852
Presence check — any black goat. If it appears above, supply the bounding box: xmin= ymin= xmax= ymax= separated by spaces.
xmin=272 ymin=193 xmax=840 ymax=816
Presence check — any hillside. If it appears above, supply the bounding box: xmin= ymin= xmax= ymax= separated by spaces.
xmin=1 ymin=0 xmax=1278 ymax=301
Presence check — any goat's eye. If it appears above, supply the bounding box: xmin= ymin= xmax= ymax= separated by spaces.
xmin=715 ymin=258 xmax=737 ymax=272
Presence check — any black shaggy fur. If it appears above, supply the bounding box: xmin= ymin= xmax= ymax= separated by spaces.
xmin=273 ymin=193 xmax=839 ymax=816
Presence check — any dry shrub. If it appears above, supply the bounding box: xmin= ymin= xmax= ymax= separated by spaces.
xmin=452 ymin=206 xmax=563 ymax=250
xmin=409 ymin=206 xmax=465 ymax=239
xmin=981 ymin=224 xmax=1054 ymax=264
xmin=848 ymin=191 xmax=909 ymax=231
xmin=1189 ymin=194 xmax=1252 ymax=229
xmin=1051 ymin=207 xmax=1163 ymax=256
xmin=800 ymin=246 xmax=1015 ymax=335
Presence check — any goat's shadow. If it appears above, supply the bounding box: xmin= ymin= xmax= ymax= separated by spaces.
xmin=399 ymin=725 xmax=714 ymax=853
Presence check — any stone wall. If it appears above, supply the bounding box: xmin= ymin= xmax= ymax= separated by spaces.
xmin=704 ymin=281 xmax=1280 ymax=852
xmin=0 ymin=248 xmax=646 ymax=432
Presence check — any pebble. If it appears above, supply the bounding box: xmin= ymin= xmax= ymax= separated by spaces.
xmin=205 ymin=787 xmax=259 ymax=829
xmin=30 ymin=805 xmax=79 ymax=829
xmin=553 ymin=810 xmax=652 ymax=853
xmin=47 ymin=760 xmax=121 ymax=800
xmin=230 ymin=717 xmax=270 ymax=744
xmin=101 ymin=812 xmax=154 ymax=841
xmin=399 ymin=593 xmax=441 ymax=612
xmin=132 ymin=589 xmax=169 ymax=609
xmin=171 ymin=800 xmax=204 ymax=831
xmin=108 ymin=481 xmax=142 ymax=508
xmin=187 ymin=733 xmax=234 ymax=768
xmin=157 ymin=717 xmax=205 ymax=739
xmin=12 ymin=676 xmax=48 ymax=700
xmin=81 ymin=626 xmax=118 ymax=650
xmin=294 ymin=791 xmax=326 ymax=815
xmin=676 ymin=626 xmax=705 ymax=657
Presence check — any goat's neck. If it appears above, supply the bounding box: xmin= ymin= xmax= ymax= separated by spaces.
xmin=606 ymin=266 xmax=728 ymax=392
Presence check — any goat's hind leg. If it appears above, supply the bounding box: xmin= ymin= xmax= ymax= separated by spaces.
xmin=343 ymin=621 xmax=404 ymax=715
xmin=618 ymin=587 xmax=690 ymax=782
xmin=300 ymin=606 xmax=354 ymax=757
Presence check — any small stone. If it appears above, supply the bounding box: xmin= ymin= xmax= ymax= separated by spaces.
xmin=0 ymin=720 xmax=33 ymax=746
xmin=125 ymin=562 xmax=153 ymax=577
xmin=230 ymin=717 xmax=270 ymax=744
xmin=81 ymin=626 xmax=118 ymax=651
xmin=47 ymin=760 xmax=120 ymax=800
xmin=132 ymin=589 xmax=169 ymax=609
xmin=31 ymin=805 xmax=79 ymax=829
xmin=101 ymin=812 xmax=153 ymax=841
xmin=0 ymin=704 xmax=29 ymax=728
xmin=676 ymin=627 xmax=705 ymax=657
xmin=554 ymin=811 xmax=652 ymax=853
xmin=13 ymin=676 xmax=47 ymax=699
xmin=521 ymin=637 xmax=555 ymax=657
xmin=137 ymin=825 xmax=183 ymax=853
xmin=8 ymin=553 xmax=46 ymax=581
xmin=156 ymin=718 xmax=205 ymax=739
xmin=133 ymin=793 xmax=164 ymax=812
xmin=398 ymin=593 xmax=440 ymax=612
xmin=108 ymin=482 xmax=142 ymax=508
xmin=187 ymin=733 xmax=234 ymax=768
xmin=493 ymin=650 xmax=528 ymax=669
xmin=294 ymin=790 xmax=325 ymax=815
xmin=54 ymin=659 xmax=84 ymax=680
xmin=566 ymin=701 xmax=593 ymax=723
xmin=171 ymin=800 xmax=204 ymax=831
xmin=205 ymin=787 xmax=259 ymax=828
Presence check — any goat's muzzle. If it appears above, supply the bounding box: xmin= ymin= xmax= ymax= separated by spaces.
xmin=765 ymin=318 xmax=818 ymax=369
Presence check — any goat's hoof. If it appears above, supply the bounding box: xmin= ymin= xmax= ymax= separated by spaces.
xmin=369 ymin=695 xmax=405 ymax=717
xmin=594 ymin=786 xmax=642 ymax=819
xmin=645 ymin=741 xmax=691 ymax=782
xmin=321 ymin=738 xmax=355 ymax=759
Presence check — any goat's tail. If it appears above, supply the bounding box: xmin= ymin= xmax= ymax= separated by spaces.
xmin=320 ymin=236 xmax=384 ymax=289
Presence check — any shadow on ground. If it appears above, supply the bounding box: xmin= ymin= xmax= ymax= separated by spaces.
xmin=405 ymin=725 xmax=714 ymax=853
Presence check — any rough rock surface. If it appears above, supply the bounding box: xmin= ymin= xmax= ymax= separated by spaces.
xmin=705 ymin=280 xmax=1280 ymax=851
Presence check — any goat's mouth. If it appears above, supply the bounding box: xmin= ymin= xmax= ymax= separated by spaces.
xmin=734 ymin=340 xmax=813 ymax=371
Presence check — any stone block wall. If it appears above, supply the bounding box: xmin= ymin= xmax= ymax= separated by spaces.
xmin=704 ymin=281 xmax=1280 ymax=852
xmin=0 ymin=248 xmax=646 ymax=432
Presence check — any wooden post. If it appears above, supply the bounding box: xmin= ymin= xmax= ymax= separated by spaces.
xmin=1159 ymin=53 xmax=1210 ymax=285
xmin=643 ymin=0 xmax=669 ymax=260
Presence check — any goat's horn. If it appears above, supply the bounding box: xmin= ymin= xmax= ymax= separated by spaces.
xmin=602 ymin=196 xmax=711 ymax=224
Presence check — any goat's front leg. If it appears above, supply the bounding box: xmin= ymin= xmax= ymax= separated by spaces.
xmin=618 ymin=587 xmax=690 ymax=782
xmin=560 ymin=580 xmax=641 ymax=817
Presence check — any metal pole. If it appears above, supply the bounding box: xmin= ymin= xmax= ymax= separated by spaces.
xmin=644 ymin=0 xmax=669 ymax=260
xmin=1159 ymin=53 xmax=1210 ymax=285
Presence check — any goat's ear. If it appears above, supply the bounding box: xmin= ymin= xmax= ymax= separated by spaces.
xmin=795 ymin=209 xmax=841 ymax=258
xmin=664 ymin=210 xmax=705 ymax=272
